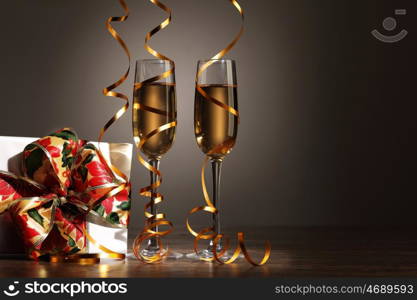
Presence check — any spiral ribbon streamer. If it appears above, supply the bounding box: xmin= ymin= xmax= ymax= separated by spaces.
xmin=99 ymin=0 xmax=131 ymax=184
xmin=132 ymin=0 xmax=176 ymax=263
xmin=93 ymin=0 xmax=132 ymax=261
xmin=186 ymin=0 xmax=271 ymax=266
xmin=100 ymin=0 xmax=130 ymax=147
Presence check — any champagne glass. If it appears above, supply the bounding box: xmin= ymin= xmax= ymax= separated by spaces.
xmin=132 ymin=59 xmax=180 ymax=259
xmin=189 ymin=59 xmax=239 ymax=259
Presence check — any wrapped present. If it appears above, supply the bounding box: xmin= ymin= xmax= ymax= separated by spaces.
xmin=0 ymin=129 xmax=132 ymax=259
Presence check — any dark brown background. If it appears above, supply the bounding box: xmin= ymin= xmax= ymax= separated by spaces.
xmin=0 ymin=0 xmax=416 ymax=232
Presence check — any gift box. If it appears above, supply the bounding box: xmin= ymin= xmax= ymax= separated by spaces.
xmin=0 ymin=130 xmax=132 ymax=257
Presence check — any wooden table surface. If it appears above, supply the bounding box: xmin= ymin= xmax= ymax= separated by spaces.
xmin=1 ymin=227 xmax=416 ymax=278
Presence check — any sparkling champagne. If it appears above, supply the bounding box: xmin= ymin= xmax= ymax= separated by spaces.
xmin=194 ymin=84 xmax=238 ymax=158
xmin=133 ymin=83 xmax=176 ymax=158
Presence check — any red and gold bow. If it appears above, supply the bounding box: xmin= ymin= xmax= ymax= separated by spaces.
xmin=0 ymin=128 xmax=130 ymax=260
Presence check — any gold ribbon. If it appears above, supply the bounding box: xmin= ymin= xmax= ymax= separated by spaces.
xmin=99 ymin=0 xmax=130 ymax=146
xmin=132 ymin=0 xmax=175 ymax=263
xmin=186 ymin=0 xmax=271 ymax=266
xmin=98 ymin=0 xmax=131 ymax=188
xmin=88 ymin=0 xmax=132 ymax=262
xmin=48 ymin=254 xmax=100 ymax=264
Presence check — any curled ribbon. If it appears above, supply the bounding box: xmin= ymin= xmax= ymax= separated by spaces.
xmin=100 ymin=0 xmax=130 ymax=146
xmin=92 ymin=0 xmax=132 ymax=261
xmin=132 ymin=0 xmax=176 ymax=263
xmin=186 ymin=0 xmax=271 ymax=266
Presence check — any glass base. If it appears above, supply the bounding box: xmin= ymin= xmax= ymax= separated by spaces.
xmin=140 ymin=247 xmax=165 ymax=258
xmin=185 ymin=250 xmax=231 ymax=261
xmin=139 ymin=247 xmax=183 ymax=260
xmin=185 ymin=244 xmax=242 ymax=261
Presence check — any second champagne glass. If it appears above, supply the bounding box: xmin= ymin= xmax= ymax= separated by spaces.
xmin=132 ymin=59 xmax=178 ymax=259
xmin=189 ymin=59 xmax=239 ymax=260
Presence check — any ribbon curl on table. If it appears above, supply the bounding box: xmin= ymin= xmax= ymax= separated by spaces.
xmin=185 ymin=0 xmax=271 ymax=266
xmin=0 ymin=128 xmax=130 ymax=262
xmin=132 ymin=0 xmax=176 ymax=263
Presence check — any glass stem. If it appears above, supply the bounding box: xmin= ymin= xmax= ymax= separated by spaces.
xmin=209 ymin=158 xmax=222 ymax=250
xmin=148 ymin=158 xmax=160 ymax=250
